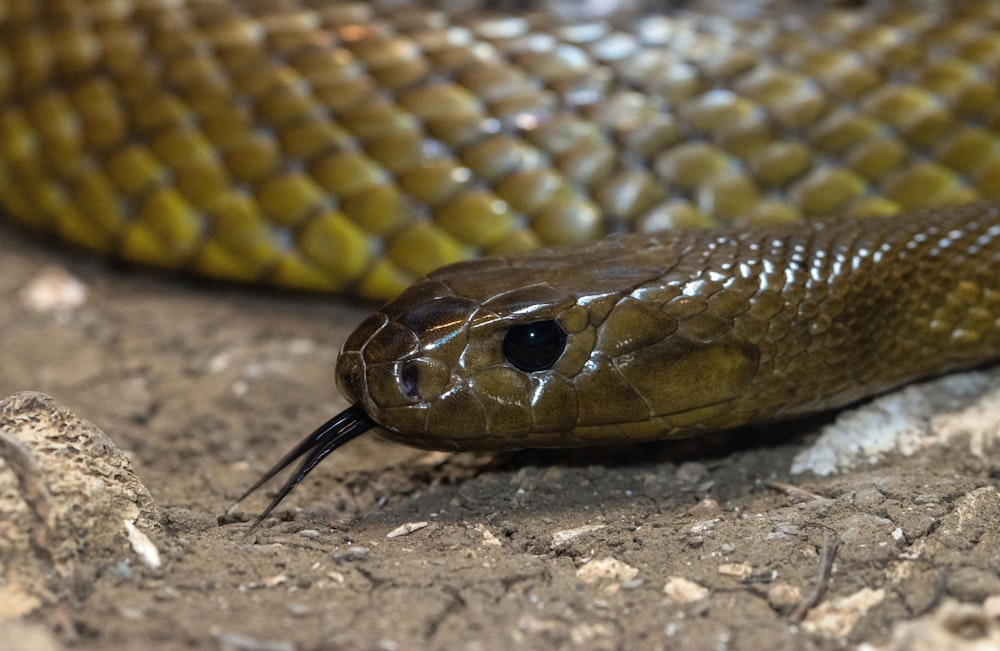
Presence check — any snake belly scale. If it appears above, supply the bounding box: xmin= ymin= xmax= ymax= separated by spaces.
xmin=2 ymin=1 xmax=1000 ymax=520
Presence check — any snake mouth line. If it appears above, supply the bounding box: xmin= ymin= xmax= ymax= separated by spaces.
xmin=228 ymin=405 xmax=375 ymax=528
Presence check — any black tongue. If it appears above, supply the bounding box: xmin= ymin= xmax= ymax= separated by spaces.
xmin=228 ymin=405 xmax=375 ymax=528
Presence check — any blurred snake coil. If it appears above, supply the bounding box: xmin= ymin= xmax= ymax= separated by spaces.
xmin=3 ymin=1 xmax=1000 ymax=459
xmin=2 ymin=0 xmax=1000 ymax=300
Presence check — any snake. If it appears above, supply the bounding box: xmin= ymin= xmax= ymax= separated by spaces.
xmin=2 ymin=1 xmax=1000 ymax=523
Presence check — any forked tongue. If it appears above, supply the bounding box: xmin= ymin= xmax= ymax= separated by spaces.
xmin=228 ymin=405 xmax=375 ymax=529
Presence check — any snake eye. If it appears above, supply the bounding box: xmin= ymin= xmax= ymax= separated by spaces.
xmin=502 ymin=320 xmax=567 ymax=372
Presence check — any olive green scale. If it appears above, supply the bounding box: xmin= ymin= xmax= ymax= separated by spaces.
xmin=3 ymin=0 xmax=1000 ymax=300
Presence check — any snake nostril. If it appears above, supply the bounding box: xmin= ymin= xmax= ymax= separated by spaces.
xmin=401 ymin=361 xmax=420 ymax=398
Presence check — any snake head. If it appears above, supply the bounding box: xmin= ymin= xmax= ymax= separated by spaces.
xmin=336 ymin=257 xmax=580 ymax=450
xmin=336 ymin=235 xmax=763 ymax=451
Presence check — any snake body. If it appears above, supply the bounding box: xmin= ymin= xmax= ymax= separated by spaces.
xmin=3 ymin=1 xmax=1000 ymax=516
xmin=4 ymin=0 xmax=1000 ymax=300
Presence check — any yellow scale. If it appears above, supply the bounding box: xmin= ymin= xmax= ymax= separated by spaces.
xmin=1 ymin=0 xmax=999 ymax=299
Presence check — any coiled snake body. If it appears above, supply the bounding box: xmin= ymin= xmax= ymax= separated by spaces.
xmin=2 ymin=0 xmax=1000 ymax=519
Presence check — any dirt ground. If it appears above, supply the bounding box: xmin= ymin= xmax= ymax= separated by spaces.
xmin=3 ymin=220 xmax=1000 ymax=651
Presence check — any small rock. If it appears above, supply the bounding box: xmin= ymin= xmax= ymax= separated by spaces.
xmin=473 ymin=523 xmax=502 ymax=547
xmin=576 ymin=557 xmax=638 ymax=585
xmin=385 ymin=521 xmax=428 ymax=538
xmin=550 ymin=523 xmax=606 ymax=549
xmin=663 ymin=576 xmax=710 ymax=603
xmin=19 ymin=265 xmax=88 ymax=316
xmin=803 ymin=587 xmax=885 ymax=638
xmin=767 ymin=583 xmax=802 ymax=612
xmin=687 ymin=498 xmax=722 ymax=517
xmin=717 ymin=562 xmax=754 ymax=579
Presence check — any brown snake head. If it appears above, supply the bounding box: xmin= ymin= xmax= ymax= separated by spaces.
xmin=335 ymin=233 xmax=762 ymax=451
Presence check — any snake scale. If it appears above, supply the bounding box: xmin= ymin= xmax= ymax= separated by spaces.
xmin=2 ymin=0 xmax=1000 ymax=521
